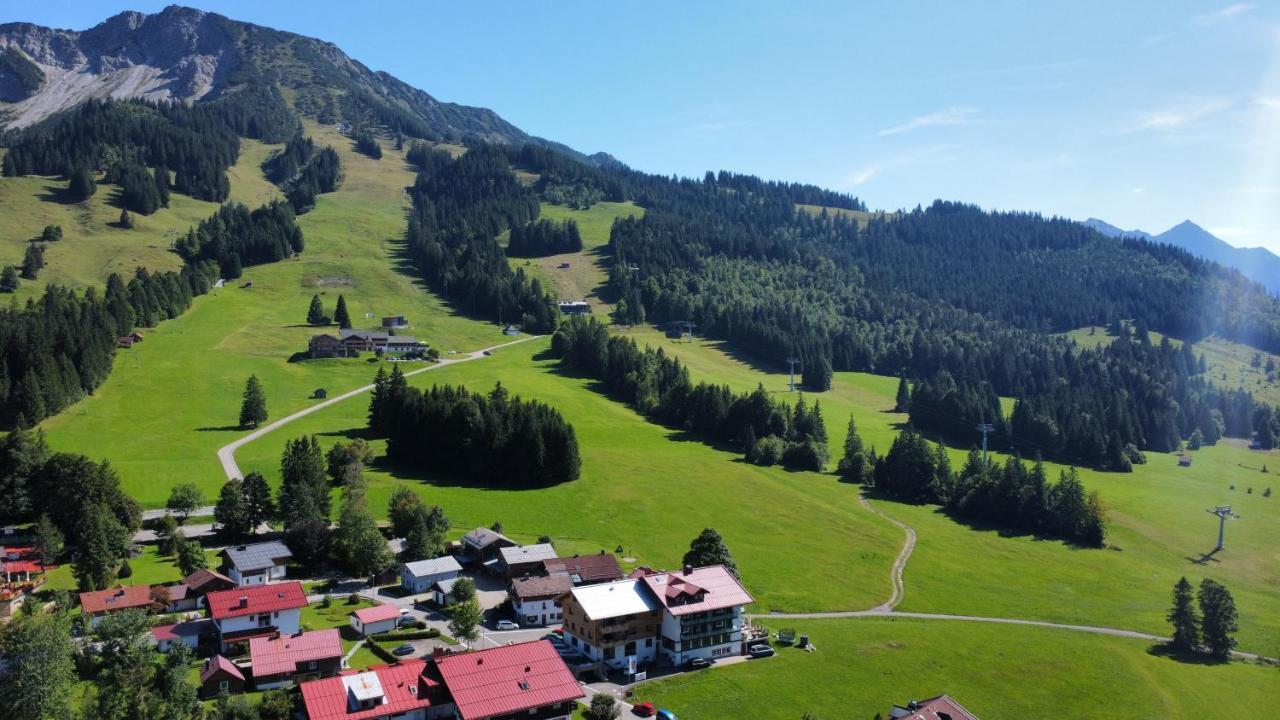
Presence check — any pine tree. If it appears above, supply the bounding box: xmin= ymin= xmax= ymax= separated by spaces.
xmin=306 ymin=294 xmax=329 ymax=325
xmin=214 ymin=478 xmax=252 ymax=540
xmin=242 ymin=471 xmax=275 ymax=528
xmin=0 ymin=266 xmax=18 ymax=293
xmin=33 ymin=514 xmax=64 ymax=567
xmin=73 ymin=502 xmax=130 ymax=590
xmin=1166 ymin=576 xmax=1200 ymax=653
xmin=1198 ymin=579 xmax=1239 ymax=659
xmin=682 ymin=527 xmax=739 ymax=578
xmin=118 ymin=208 xmax=133 ymax=229
xmin=837 ymin=416 xmax=869 ymax=483
xmin=334 ymin=294 xmax=352 ymax=329
xmin=894 ymin=376 xmax=911 ymax=412
xmin=239 ymin=375 xmax=268 ymax=428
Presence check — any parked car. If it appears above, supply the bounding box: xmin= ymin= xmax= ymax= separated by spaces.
xmin=656 ymin=711 xmax=678 ymax=720
xmin=632 ymin=702 xmax=656 ymax=717
xmin=685 ymin=657 xmax=713 ymax=670
xmin=494 ymin=619 xmax=519 ymax=631
xmin=748 ymin=644 xmax=776 ymax=658
xmin=391 ymin=644 xmax=416 ymax=657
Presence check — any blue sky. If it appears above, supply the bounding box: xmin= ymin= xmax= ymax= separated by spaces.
xmin=8 ymin=1 xmax=1280 ymax=252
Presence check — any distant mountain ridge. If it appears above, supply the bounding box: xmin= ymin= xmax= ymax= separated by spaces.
xmin=0 ymin=5 xmax=602 ymax=161
xmin=1084 ymin=217 xmax=1280 ymax=295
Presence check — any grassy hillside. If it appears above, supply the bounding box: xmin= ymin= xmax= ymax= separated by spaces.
xmin=38 ymin=122 xmax=501 ymax=504
xmin=796 ymin=203 xmax=894 ymax=228
xmin=506 ymin=200 xmax=644 ymax=310
xmin=233 ymin=338 xmax=904 ymax=614
xmin=638 ymin=617 xmax=1280 ymax=720
xmin=612 ymin=325 xmax=1280 ymax=654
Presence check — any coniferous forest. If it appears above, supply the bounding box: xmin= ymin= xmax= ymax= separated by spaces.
xmin=367 ymin=367 xmax=580 ymax=486
xmin=262 ymin=132 xmax=341 ymax=213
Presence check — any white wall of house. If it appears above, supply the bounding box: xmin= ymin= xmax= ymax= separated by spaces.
xmin=513 ymin=597 xmax=562 ymax=626
xmin=227 ymin=564 xmax=286 ymax=587
xmin=216 ymin=607 xmax=301 ymax=638
xmin=657 ymin=608 xmax=744 ymax=665
xmin=154 ymin=634 xmax=199 ymax=652
xmin=349 ymin=616 xmax=398 ymax=637
xmin=563 ymin=629 xmax=655 ymax=670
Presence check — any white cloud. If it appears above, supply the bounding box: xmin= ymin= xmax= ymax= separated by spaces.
xmin=877 ymin=106 xmax=981 ymax=136
xmin=1118 ymin=97 xmax=1232 ymax=134
xmin=840 ymin=145 xmax=961 ymax=188
xmin=1192 ymin=3 xmax=1255 ymax=25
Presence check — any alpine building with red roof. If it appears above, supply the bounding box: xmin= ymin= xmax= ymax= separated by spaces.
xmin=299 ymin=660 xmax=449 ymax=720
xmin=633 ymin=564 xmax=753 ymax=667
xmin=350 ymin=602 xmax=401 ymax=637
xmin=434 ymin=640 xmax=583 ymax=720
xmin=206 ymin=580 xmax=306 ymax=650
xmin=79 ymin=585 xmax=154 ymax=627
xmin=249 ymin=629 xmax=344 ymax=688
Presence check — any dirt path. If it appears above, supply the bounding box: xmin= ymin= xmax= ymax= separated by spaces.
xmin=215 ymin=335 xmax=543 ymax=481
xmin=858 ymin=492 xmax=915 ymax=611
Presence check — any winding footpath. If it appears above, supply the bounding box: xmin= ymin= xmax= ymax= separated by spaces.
xmin=750 ymin=491 xmax=1277 ymax=664
xmin=215 ymin=335 xmax=543 ymax=481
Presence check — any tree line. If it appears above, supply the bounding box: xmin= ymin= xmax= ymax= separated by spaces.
xmin=403 ymin=143 xmax=558 ymax=331
xmin=552 ymin=316 xmax=830 ymax=471
xmin=506 ymin=218 xmax=582 ymax=257
xmin=173 ymin=200 xmax=304 ymax=279
xmin=262 ymin=132 xmax=341 ymax=213
xmin=367 ymin=366 xmax=580 ymax=486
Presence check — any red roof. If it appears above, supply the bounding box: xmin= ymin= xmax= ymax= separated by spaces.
xmin=352 ymin=603 xmax=400 ymax=625
xmin=201 ymin=655 xmax=245 ymax=684
xmin=151 ymin=619 xmax=212 ymax=641
xmin=250 ymin=629 xmax=343 ymax=678
xmin=638 ymin=565 xmax=754 ymax=617
xmin=207 ymin=581 xmax=307 ymax=620
xmin=893 ymin=695 xmax=980 ymax=720
xmin=301 ymin=661 xmax=435 ymax=720
xmin=79 ymin=585 xmax=153 ymax=614
xmin=435 ymin=640 xmax=584 ymax=720
xmin=3 ymin=560 xmax=44 ymax=574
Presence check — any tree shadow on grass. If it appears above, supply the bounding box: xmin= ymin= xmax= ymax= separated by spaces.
xmin=1146 ymin=643 xmax=1230 ymax=666
xmin=37 ymin=184 xmax=78 ymax=205
xmin=869 ymin=492 xmax=1108 ymax=550
xmin=369 ymin=453 xmax=572 ymax=492
xmin=194 ymin=424 xmax=245 ymax=432
xmin=1186 ymin=548 xmax=1222 ymax=565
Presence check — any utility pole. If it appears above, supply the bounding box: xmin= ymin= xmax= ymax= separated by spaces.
xmin=976 ymin=423 xmax=994 ymax=465
xmin=1206 ymin=505 xmax=1239 ymax=552
xmin=786 ymin=357 xmax=801 ymax=392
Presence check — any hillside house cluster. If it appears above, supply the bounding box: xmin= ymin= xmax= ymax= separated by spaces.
xmin=309 ymin=329 xmax=424 ymax=359
xmin=299 ymin=640 xmax=583 ymax=720
xmin=510 ymin=552 xmax=625 ymax=628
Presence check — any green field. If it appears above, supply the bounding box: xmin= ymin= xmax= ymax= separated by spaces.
xmin=43 ymin=545 xmax=222 ymax=591
xmin=39 ymin=122 xmax=502 ymax=505
xmin=506 ymin=200 xmax=644 ymax=309
xmin=637 ymin=617 xmax=1280 ymax=720
xmin=796 ymin=203 xmax=895 ymax=228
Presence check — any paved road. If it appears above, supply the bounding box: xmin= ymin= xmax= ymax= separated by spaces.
xmin=132 ymin=521 xmax=272 ymax=544
xmin=215 ymin=335 xmax=543 ymax=480
xmin=141 ymin=506 xmax=216 ymax=521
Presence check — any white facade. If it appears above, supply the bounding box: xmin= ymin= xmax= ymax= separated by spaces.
xmin=349 ymin=615 xmax=398 ymax=637
xmin=657 ymin=606 xmax=745 ymax=666
xmin=563 ymin=628 xmax=656 ymax=670
xmin=513 ymin=597 xmax=562 ymax=626
xmin=215 ymin=607 xmax=301 ymax=644
xmin=227 ymin=563 xmax=287 ymax=587
xmin=399 ymin=557 xmax=462 ymax=595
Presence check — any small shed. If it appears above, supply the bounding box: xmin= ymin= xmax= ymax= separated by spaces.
xmin=1178 ymin=454 xmax=1192 ymax=467
xmin=350 ymin=603 xmax=400 ymax=637
xmin=557 ymin=262 xmax=571 ymax=269
xmin=312 ymin=388 xmax=328 ymax=400
xmin=503 ymin=325 xmax=520 ymax=336
xmin=198 ymin=655 xmax=245 ymax=699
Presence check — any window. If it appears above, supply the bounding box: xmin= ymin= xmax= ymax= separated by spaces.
xmin=307 ymin=660 xmax=317 ymax=670
xmin=645 ymin=638 xmax=653 ymax=647
xmin=219 ymin=680 xmax=229 ymax=691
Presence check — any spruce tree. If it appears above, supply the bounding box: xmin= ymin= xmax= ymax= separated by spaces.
xmin=214 ymin=478 xmax=252 ymax=540
xmin=306 ymin=294 xmax=328 ymax=325
xmin=1197 ymin=579 xmax=1239 ymax=659
xmin=239 ymin=375 xmax=268 ymax=428
xmin=242 ymin=471 xmax=275 ymax=528
xmin=837 ymin=416 xmax=869 ymax=483
xmin=0 ymin=266 xmax=18 ymax=293
xmin=118 ymin=208 xmax=133 ymax=229
xmin=895 ymin=376 xmax=911 ymax=412
xmin=1166 ymin=576 xmax=1200 ymax=653
xmin=682 ymin=527 xmax=739 ymax=578
xmin=334 ymin=294 xmax=352 ymax=329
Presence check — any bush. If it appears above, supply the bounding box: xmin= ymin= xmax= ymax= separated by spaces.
xmin=375 ymin=628 xmax=440 ymax=641
xmin=750 ymin=435 xmax=787 ymax=466
xmin=117 ymin=559 xmax=132 ymax=578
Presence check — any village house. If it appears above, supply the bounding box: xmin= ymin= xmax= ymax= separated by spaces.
xmin=199 ymin=655 xmax=247 ymax=700
xmin=498 ymin=543 xmax=558 ymax=579
xmin=556 ymin=300 xmax=590 ymax=316
xmin=559 ymin=579 xmax=662 ymax=671
xmin=249 ymin=629 xmax=344 ymax=689
xmin=207 ymin=581 xmax=307 ymax=651
xmin=349 ymin=603 xmax=400 ymax=637
xmin=179 ymin=568 xmax=236 ymax=608
xmin=427 ymin=577 xmax=461 ymax=607
xmin=381 ymin=315 xmax=408 ymax=328
xmin=637 ymin=564 xmax=754 ymax=666
xmin=434 ymin=640 xmax=585 ymax=720
xmin=400 ymin=556 xmax=462 ymax=595
xmin=542 ymin=553 xmax=624 ymax=586
xmin=509 ymin=573 xmax=572 ymax=627
xmin=79 ymin=585 xmax=154 ymax=628
xmin=309 ymin=333 xmax=351 ymax=359
xmin=164 ymin=583 xmax=199 ymax=613
xmin=338 ymin=329 xmax=423 ymax=355
xmin=299 ymin=660 xmax=450 ymax=720
xmin=151 ymin=618 xmax=214 ymax=652
xmin=889 ymin=695 xmax=980 ymax=720
xmin=220 ymin=541 xmax=293 ymax=586
xmin=459 ymin=527 xmax=516 ymax=567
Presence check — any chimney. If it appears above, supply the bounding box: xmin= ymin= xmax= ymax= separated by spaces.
xmin=683 ymin=564 xmax=693 ymax=575
xmin=238 ymin=596 xmax=248 ymax=608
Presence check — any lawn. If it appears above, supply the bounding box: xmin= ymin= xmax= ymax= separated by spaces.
xmin=39 ymin=121 xmax=502 ymax=506
xmin=233 ymin=337 xmax=904 ymax=615
xmin=506 ymin=200 xmax=644 ymax=309
xmin=43 ymin=544 xmax=222 ymax=591
xmin=637 ymin=617 xmax=1280 ymax=720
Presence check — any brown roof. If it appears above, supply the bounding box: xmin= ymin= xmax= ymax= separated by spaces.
xmin=511 ymin=573 xmax=573 ymax=600
xmin=79 ymin=585 xmax=153 ymax=615
xmin=182 ymin=568 xmax=234 ymax=594
xmin=542 ymin=554 xmax=623 ymax=585
xmin=891 ymin=695 xmax=979 ymax=720
xmin=200 ymin=655 xmax=245 ymax=684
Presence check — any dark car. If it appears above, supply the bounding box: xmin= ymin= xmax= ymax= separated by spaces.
xmin=391 ymin=644 xmax=415 ymax=657
xmin=685 ymin=657 xmax=713 ymax=670
xmin=748 ymin=644 xmax=775 ymax=658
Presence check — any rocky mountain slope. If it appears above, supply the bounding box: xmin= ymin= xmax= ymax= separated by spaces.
xmin=0 ymin=5 xmax=541 ymax=146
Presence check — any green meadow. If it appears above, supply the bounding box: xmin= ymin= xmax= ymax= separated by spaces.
xmin=637 ymin=617 xmax=1280 ymax=720
xmin=507 ymin=200 xmax=644 ymax=309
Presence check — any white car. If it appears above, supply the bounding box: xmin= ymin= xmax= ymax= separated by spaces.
xmin=494 ymin=619 xmax=519 ymax=631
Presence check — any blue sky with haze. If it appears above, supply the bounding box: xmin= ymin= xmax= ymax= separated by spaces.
xmin=8 ymin=1 xmax=1280 ymax=252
